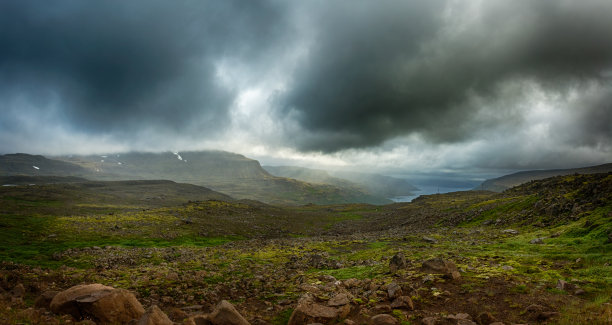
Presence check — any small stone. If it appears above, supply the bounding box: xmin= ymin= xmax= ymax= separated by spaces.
xmin=34 ymin=290 xmax=60 ymax=309
xmin=529 ymin=238 xmax=544 ymax=244
xmin=136 ymin=305 xmax=173 ymax=325
xmin=343 ymin=278 xmax=361 ymax=288
xmin=574 ymin=289 xmax=586 ymax=295
xmin=387 ymin=282 xmax=402 ymax=299
xmin=209 ymin=300 xmax=250 ymax=325
xmin=389 ymin=252 xmax=407 ymax=272
xmin=477 ymin=311 xmax=496 ymax=325
xmin=369 ymin=314 xmax=398 ymax=325
xmin=502 ymin=229 xmax=519 ymax=235
xmin=390 ymin=296 xmax=414 ymax=310
xmin=421 ymin=317 xmax=438 ymax=325
xmin=288 ymin=295 xmax=339 ymax=325
xmin=422 ymin=236 xmax=437 ymax=244
xmin=556 ymin=279 xmax=576 ymax=292
xmin=11 ymin=284 xmax=25 ymax=298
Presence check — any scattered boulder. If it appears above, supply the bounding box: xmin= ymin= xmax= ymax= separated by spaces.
xmin=209 ymin=300 xmax=250 ymax=325
xmin=185 ymin=314 xmax=211 ymax=325
xmin=421 ymin=317 xmax=438 ymax=325
xmin=422 ymin=236 xmax=438 ymax=244
xmin=502 ymin=229 xmax=519 ymax=235
xmin=34 ymin=290 xmax=60 ymax=309
xmin=50 ymin=283 xmax=145 ymax=324
xmin=167 ymin=307 xmax=188 ymax=321
xmin=445 ymin=313 xmax=476 ymax=325
xmin=343 ymin=278 xmax=361 ymax=289
xmin=288 ymin=295 xmax=338 ymax=325
xmin=369 ymin=314 xmax=398 ymax=325
xmin=421 ymin=258 xmax=461 ymax=280
xmin=328 ymin=293 xmax=350 ymax=307
xmin=556 ymin=279 xmax=576 ymax=292
xmin=11 ymin=283 xmax=25 ymax=298
xmin=136 ymin=305 xmax=173 ymax=325
xmin=387 ymin=282 xmax=402 ymax=299
xmin=389 ymin=252 xmax=407 ymax=272
xmin=529 ymin=238 xmax=544 ymax=244
xmin=476 ymin=311 xmax=496 ymax=325
xmin=390 ymin=296 xmax=414 ymax=310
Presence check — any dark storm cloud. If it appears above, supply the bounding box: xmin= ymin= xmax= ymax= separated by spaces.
xmin=282 ymin=0 xmax=612 ymax=152
xmin=0 ymin=0 xmax=287 ymax=136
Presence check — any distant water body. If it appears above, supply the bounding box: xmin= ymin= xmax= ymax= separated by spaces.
xmin=389 ymin=185 xmax=474 ymax=203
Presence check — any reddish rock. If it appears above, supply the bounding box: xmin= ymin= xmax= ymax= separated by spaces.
xmin=421 ymin=258 xmax=460 ymax=279
xmin=50 ymin=283 xmax=145 ymax=324
xmin=136 ymin=305 xmax=173 ymax=325
xmin=476 ymin=312 xmax=496 ymax=325
xmin=34 ymin=290 xmax=60 ymax=309
xmin=168 ymin=307 xmax=189 ymax=321
xmin=288 ymin=295 xmax=338 ymax=325
xmin=208 ymin=300 xmax=250 ymax=325
xmin=390 ymin=296 xmax=414 ymax=310
xmin=387 ymin=282 xmax=402 ymax=299
xmin=328 ymin=293 xmax=350 ymax=307
xmin=11 ymin=283 xmax=26 ymax=298
xmin=421 ymin=317 xmax=438 ymax=325
xmin=389 ymin=252 xmax=407 ymax=272
xmin=185 ymin=314 xmax=212 ymax=325
xmin=369 ymin=314 xmax=398 ymax=325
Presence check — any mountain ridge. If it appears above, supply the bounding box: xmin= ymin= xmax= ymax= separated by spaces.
xmin=477 ymin=162 xmax=612 ymax=192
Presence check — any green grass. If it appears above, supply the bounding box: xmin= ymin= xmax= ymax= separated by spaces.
xmin=317 ymin=265 xmax=384 ymax=280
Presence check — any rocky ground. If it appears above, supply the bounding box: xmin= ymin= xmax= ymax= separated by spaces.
xmin=0 ymin=173 xmax=611 ymax=324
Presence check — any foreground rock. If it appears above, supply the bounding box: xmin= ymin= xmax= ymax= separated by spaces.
xmin=136 ymin=305 xmax=173 ymax=325
xmin=50 ymin=283 xmax=145 ymax=324
xmin=288 ymin=294 xmax=339 ymax=325
xmin=185 ymin=300 xmax=250 ymax=325
xmin=421 ymin=258 xmax=461 ymax=280
xmin=370 ymin=314 xmax=398 ymax=325
xmin=389 ymin=252 xmax=407 ymax=272
xmin=209 ymin=300 xmax=250 ymax=325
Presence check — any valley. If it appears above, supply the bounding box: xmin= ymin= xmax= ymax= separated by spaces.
xmin=0 ymin=173 xmax=610 ymax=324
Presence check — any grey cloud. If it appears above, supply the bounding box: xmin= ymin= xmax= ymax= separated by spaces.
xmin=0 ymin=0 xmax=287 ymax=138
xmin=281 ymin=0 xmax=612 ymax=152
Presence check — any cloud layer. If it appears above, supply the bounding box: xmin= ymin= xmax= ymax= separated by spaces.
xmin=0 ymin=0 xmax=610 ymax=173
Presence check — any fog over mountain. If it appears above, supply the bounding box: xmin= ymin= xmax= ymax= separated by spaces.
xmin=1 ymin=0 xmax=611 ymax=181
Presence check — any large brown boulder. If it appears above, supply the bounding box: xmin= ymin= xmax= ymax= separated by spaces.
xmin=288 ymin=295 xmax=339 ymax=325
xmin=136 ymin=305 xmax=173 ymax=325
xmin=50 ymin=283 xmax=145 ymax=324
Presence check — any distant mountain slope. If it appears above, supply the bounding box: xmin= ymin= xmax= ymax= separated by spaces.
xmin=331 ymin=171 xmax=418 ymax=197
xmin=0 ymin=153 xmax=88 ymax=176
xmin=50 ymin=151 xmax=391 ymax=205
xmin=0 ymin=179 xmax=232 ymax=209
xmin=263 ymin=166 xmax=359 ymax=189
xmin=264 ymin=165 xmax=418 ymax=198
xmin=477 ymin=163 xmax=612 ymax=192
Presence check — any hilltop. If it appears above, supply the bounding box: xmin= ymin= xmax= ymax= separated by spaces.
xmin=477 ymin=163 xmax=612 ymax=192
xmin=0 ymin=152 xmax=391 ymax=205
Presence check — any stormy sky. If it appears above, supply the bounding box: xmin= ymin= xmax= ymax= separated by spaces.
xmin=1 ymin=0 xmax=611 ymax=178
